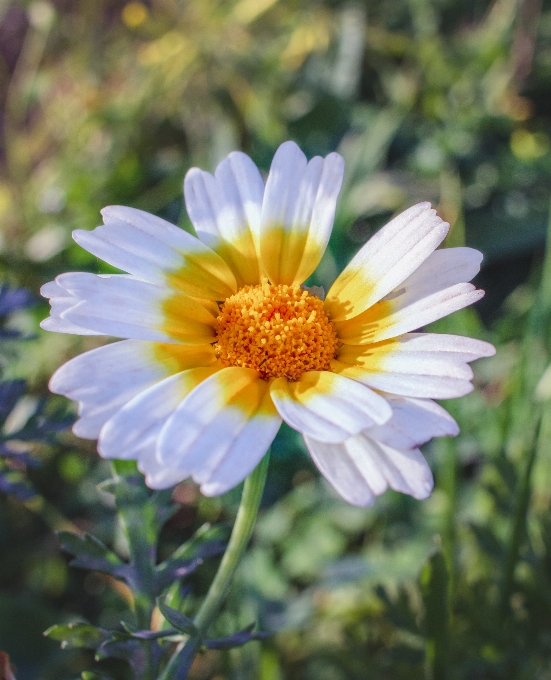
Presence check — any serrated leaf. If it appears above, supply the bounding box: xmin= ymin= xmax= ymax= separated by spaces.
xmin=157 ymin=600 xmax=197 ymax=635
xmin=204 ymin=623 xmax=269 ymax=650
xmin=44 ymin=622 xmax=110 ymax=649
xmin=95 ymin=638 xmax=147 ymax=670
xmin=114 ymin=626 xmax=181 ymax=641
xmin=156 ymin=526 xmax=226 ymax=590
xmin=155 ymin=557 xmax=203 ymax=592
xmin=57 ymin=530 xmax=129 ymax=580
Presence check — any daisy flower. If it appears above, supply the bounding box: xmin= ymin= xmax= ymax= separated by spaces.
xmin=41 ymin=141 xmax=494 ymax=506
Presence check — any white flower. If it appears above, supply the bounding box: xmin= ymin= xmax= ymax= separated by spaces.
xmin=41 ymin=141 xmax=495 ymax=506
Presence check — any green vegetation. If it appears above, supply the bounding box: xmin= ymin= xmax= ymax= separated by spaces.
xmin=1 ymin=0 xmax=551 ymax=677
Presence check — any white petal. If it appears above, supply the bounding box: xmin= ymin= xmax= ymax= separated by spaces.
xmin=336 ymin=282 xmax=484 ymax=345
xmin=199 ymin=416 xmax=274 ymax=496
xmin=259 ymin=141 xmax=345 ymax=285
xmin=41 ymin=280 xmax=64 ymax=298
xmin=304 ymin=435 xmax=379 ymax=506
xmin=374 ymin=443 xmax=434 ymax=498
xmin=50 ymin=340 xmax=166 ymax=438
xmin=333 ymin=362 xmax=473 ymax=399
xmin=138 ymin=456 xmax=187 ymax=490
xmin=184 ymin=152 xmax=264 ymax=286
xmin=333 ymin=329 xmax=496 ymax=399
xmin=50 ymin=340 xmax=216 ymax=439
xmin=325 ymin=203 xmax=449 ymax=321
xmin=374 ymin=332 xmax=495 ymax=360
xmin=270 ymin=371 xmax=392 ymax=443
xmin=157 ymin=367 xmax=281 ymax=495
xmin=73 ymin=205 xmax=236 ymax=300
xmin=368 ymin=396 xmax=459 ymax=449
xmin=98 ymin=367 xmax=218 ymax=461
xmin=54 ymin=272 xmax=216 ymax=343
xmin=339 ymin=332 xmax=495 ymax=365
xmin=40 ymin=279 xmax=105 ymax=335
xmin=394 ymin=246 xmax=483 ymax=301
xmin=305 ymin=434 xmax=433 ymax=506
xmin=362 ymin=351 xmax=474 ymax=380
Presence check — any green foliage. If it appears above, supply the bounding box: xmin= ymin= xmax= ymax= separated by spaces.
xmin=44 ymin=465 xmax=231 ymax=678
xmin=156 ymin=601 xmax=197 ymax=636
xmin=420 ymin=551 xmax=449 ymax=680
xmin=56 ymin=531 xmax=126 ymax=577
xmin=44 ymin=622 xmax=111 ymax=650
xmin=0 ymin=0 xmax=550 ymax=678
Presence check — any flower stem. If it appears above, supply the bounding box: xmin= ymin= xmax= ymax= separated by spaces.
xmin=161 ymin=451 xmax=270 ymax=679
xmin=500 ymin=409 xmax=543 ymax=614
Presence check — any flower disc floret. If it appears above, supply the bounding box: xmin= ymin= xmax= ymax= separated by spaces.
xmin=214 ymin=282 xmax=339 ymax=381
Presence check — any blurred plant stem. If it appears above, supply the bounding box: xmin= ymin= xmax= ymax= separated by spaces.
xmin=5 ymin=1 xmax=54 ymax=182
xmin=500 ymin=197 xmax=551 ymax=613
xmin=160 ymin=452 xmax=270 ymax=680
xmin=438 ymin=166 xmax=464 ymax=592
xmin=421 ymin=550 xmax=450 ymax=680
xmin=438 ymin=436 xmax=457 ymax=591
xmin=500 ymin=405 xmax=544 ymax=613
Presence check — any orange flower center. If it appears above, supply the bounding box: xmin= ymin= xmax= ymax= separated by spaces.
xmin=214 ymin=282 xmax=339 ymax=381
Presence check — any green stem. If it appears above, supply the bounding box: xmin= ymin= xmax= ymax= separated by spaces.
xmin=439 ymin=437 xmax=457 ymax=595
xmin=160 ymin=452 xmax=270 ymax=679
xmin=421 ymin=550 xmax=450 ymax=680
xmin=500 ymin=409 xmax=543 ymax=614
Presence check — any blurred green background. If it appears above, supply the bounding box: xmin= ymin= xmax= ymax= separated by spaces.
xmin=1 ymin=0 xmax=551 ymax=678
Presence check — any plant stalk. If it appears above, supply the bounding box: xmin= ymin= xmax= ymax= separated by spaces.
xmin=160 ymin=451 xmax=270 ymax=679
xmin=500 ymin=409 xmax=543 ymax=614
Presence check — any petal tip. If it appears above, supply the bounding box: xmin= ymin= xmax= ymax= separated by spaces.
xmin=71 ymin=229 xmax=89 ymax=246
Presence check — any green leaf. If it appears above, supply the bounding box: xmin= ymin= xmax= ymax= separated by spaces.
xmin=155 ymin=526 xmax=225 ymax=591
xmin=162 ymin=523 xmax=227 ymax=562
xmin=110 ymin=459 xmax=140 ymax=477
xmin=157 ymin=599 xmax=197 ymax=635
xmin=99 ymin=469 xmax=160 ymax=584
xmin=420 ymin=549 xmax=449 ymax=680
xmin=56 ymin=530 xmax=128 ymax=580
xmin=95 ymin=638 xmax=143 ymax=668
xmin=112 ymin=625 xmax=180 ymax=641
xmin=204 ymin=623 xmax=269 ymax=650
xmin=44 ymin=622 xmax=109 ymax=650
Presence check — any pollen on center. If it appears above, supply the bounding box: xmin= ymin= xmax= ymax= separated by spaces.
xmin=214 ymin=281 xmax=340 ymax=381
